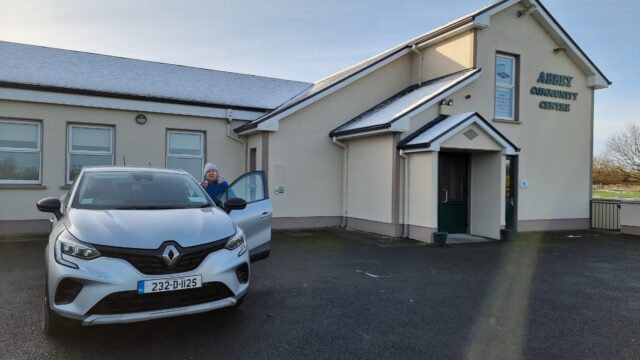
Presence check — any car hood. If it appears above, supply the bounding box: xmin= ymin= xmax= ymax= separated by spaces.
xmin=64 ymin=207 xmax=235 ymax=249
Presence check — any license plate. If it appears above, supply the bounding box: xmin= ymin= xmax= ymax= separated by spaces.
xmin=137 ymin=275 xmax=202 ymax=294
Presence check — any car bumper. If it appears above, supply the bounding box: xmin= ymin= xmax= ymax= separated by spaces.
xmin=47 ymin=242 xmax=249 ymax=326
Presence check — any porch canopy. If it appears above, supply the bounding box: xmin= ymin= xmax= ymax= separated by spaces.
xmin=397 ymin=112 xmax=520 ymax=155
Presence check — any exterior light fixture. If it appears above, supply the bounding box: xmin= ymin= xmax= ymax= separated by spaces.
xmin=447 ymin=99 xmax=454 ymax=106
xmin=440 ymin=99 xmax=448 ymax=105
xmin=135 ymin=114 xmax=148 ymax=125
xmin=553 ymin=47 xmax=567 ymax=54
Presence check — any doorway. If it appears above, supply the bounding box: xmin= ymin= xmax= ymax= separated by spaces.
xmin=438 ymin=153 xmax=469 ymax=233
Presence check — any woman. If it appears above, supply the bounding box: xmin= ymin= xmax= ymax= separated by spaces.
xmin=201 ymin=163 xmax=230 ymax=200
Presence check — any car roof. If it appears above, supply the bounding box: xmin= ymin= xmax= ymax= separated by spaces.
xmin=81 ymin=166 xmax=191 ymax=175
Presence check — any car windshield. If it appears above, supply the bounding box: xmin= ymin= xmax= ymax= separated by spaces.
xmin=71 ymin=171 xmax=212 ymax=210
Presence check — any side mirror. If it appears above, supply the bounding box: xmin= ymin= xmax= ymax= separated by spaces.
xmin=37 ymin=197 xmax=62 ymax=220
xmin=224 ymin=197 xmax=247 ymax=213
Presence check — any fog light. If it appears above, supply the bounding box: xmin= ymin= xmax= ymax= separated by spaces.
xmin=235 ymin=263 xmax=249 ymax=284
xmin=54 ymin=278 xmax=83 ymax=305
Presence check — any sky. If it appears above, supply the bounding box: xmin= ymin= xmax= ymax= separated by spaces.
xmin=0 ymin=0 xmax=638 ymax=154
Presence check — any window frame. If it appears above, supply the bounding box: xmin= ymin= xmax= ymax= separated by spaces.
xmin=66 ymin=124 xmax=115 ymax=184
xmin=165 ymin=129 xmax=205 ymax=179
xmin=494 ymin=53 xmax=518 ymax=121
xmin=0 ymin=118 xmax=42 ymax=185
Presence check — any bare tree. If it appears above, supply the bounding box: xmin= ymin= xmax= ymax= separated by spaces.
xmin=593 ymin=154 xmax=624 ymax=184
xmin=606 ymin=123 xmax=640 ymax=181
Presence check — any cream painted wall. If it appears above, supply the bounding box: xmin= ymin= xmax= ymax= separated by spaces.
xmin=345 ymin=134 xmax=394 ymax=223
xmin=407 ymin=3 xmax=594 ymax=223
xmin=420 ymin=31 xmax=475 ymax=82
xmin=0 ymin=99 xmax=245 ymax=221
xmin=441 ymin=123 xmax=503 ymax=152
xmin=469 ymin=152 xmax=504 ymax=239
xmin=407 ymin=152 xmax=438 ymax=229
xmin=269 ymin=56 xmax=413 ymax=218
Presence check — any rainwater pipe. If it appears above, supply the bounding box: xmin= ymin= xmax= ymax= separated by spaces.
xmin=399 ymin=150 xmax=410 ymax=238
xmin=332 ymin=137 xmax=348 ymax=228
xmin=411 ymin=45 xmax=423 ymax=86
xmin=225 ymin=109 xmax=246 ymax=145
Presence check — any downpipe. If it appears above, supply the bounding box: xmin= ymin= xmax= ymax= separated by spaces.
xmin=332 ymin=137 xmax=348 ymax=228
xmin=399 ymin=150 xmax=409 ymax=238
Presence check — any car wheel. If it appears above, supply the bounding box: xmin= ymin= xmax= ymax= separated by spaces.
xmin=43 ymin=280 xmax=63 ymax=336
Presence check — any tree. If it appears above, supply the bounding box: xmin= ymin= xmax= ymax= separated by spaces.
xmin=606 ymin=123 xmax=640 ymax=181
xmin=592 ymin=155 xmax=624 ymax=184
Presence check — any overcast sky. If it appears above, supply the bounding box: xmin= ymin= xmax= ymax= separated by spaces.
xmin=0 ymin=0 xmax=637 ymax=154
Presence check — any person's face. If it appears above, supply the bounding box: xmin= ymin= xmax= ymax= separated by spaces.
xmin=205 ymin=170 xmax=218 ymax=181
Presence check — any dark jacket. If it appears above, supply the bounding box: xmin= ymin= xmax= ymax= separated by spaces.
xmin=203 ymin=180 xmax=230 ymax=200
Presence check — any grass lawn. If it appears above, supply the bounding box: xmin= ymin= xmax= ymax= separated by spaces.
xmin=593 ymin=183 xmax=640 ymax=200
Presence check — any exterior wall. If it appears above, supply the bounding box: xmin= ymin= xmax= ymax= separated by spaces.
xmin=406 ymin=152 xmax=438 ymax=236
xmin=345 ymin=134 xmax=395 ymax=223
xmin=469 ymin=152 xmax=504 ymax=239
xmin=620 ymin=201 xmax=640 ymax=236
xmin=419 ymin=31 xmax=475 ymax=82
xmin=455 ymin=3 xmax=593 ymax=225
xmin=0 ymin=99 xmax=245 ymax=230
xmin=245 ymin=133 xmax=262 ymax=172
xmin=268 ymin=55 xmax=413 ymax=219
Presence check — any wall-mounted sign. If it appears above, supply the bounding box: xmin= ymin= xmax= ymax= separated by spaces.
xmin=530 ymin=72 xmax=577 ymax=112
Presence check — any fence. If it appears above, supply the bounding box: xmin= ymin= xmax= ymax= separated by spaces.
xmin=590 ymin=199 xmax=621 ymax=231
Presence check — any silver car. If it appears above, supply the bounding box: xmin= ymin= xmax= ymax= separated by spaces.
xmin=37 ymin=167 xmax=272 ymax=335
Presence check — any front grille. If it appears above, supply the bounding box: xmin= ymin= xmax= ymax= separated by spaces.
xmin=87 ymin=282 xmax=234 ymax=315
xmin=95 ymin=239 xmax=228 ymax=275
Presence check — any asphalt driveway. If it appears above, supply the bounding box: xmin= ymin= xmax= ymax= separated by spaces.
xmin=1 ymin=229 xmax=639 ymax=359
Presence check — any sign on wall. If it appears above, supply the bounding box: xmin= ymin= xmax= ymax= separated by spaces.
xmin=530 ymin=72 xmax=578 ymax=112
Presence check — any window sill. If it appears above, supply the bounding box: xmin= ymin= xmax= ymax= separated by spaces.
xmin=493 ymin=119 xmax=522 ymax=124
xmin=0 ymin=184 xmax=47 ymax=190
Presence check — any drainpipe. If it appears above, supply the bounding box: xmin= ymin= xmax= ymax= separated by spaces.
xmin=399 ymin=150 xmax=410 ymax=238
xmin=225 ymin=109 xmax=246 ymax=146
xmin=411 ymin=45 xmax=423 ymax=86
xmin=332 ymin=137 xmax=348 ymax=228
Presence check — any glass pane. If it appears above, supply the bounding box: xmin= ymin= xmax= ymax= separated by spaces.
xmin=225 ymin=173 xmax=265 ymax=203
xmin=0 ymin=122 xmax=39 ymax=149
xmin=495 ymin=87 xmax=514 ymax=118
xmin=69 ymin=154 xmax=113 ymax=182
xmin=168 ymin=132 xmax=202 ymax=156
xmin=0 ymin=151 xmax=39 ymax=181
xmin=440 ymin=157 xmax=465 ymax=201
xmin=71 ymin=127 xmax=112 ymax=152
xmin=167 ymin=157 xmax=202 ymax=179
xmin=74 ymin=171 xmax=210 ymax=210
xmin=496 ymin=56 xmax=514 ymax=85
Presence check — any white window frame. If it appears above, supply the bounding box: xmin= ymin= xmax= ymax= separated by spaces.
xmin=166 ymin=130 xmax=205 ymax=177
xmin=66 ymin=124 xmax=114 ymax=184
xmin=495 ymin=54 xmax=517 ymax=121
xmin=0 ymin=119 xmax=42 ymax=184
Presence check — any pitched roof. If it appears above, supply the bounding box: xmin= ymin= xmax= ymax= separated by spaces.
xmin=0 ymin=41 xmax=311 ymax=111
xmin=329 ymin=69 xmax=481 ymax=137
xmin=397 ymin=112 xmax=519 ymax=154
xmin=235 ymin=0 xmax=610 ymax=133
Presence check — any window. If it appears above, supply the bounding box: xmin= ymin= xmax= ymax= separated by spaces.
xmin=217 ymin=171 xmax=266 ymax=204
xmin=495 ymin=54 xmax=517 ymax=120
xmin=67 ymin=125 xmax=114 ymax=183
xmin=0 ymin=120 xmax=41 ymax=184
xmin=166 ymin=130 xmax=204 ymax=179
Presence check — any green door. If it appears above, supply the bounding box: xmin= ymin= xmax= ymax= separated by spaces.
xmin=505 ymin=155 xmax=517 ymax=231
xmin=438 ymin=153 xmax=469 ymax=233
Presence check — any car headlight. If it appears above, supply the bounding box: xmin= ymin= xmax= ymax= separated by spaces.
xmin=225 ymin=227 xmax=247 ymax=256
xmin=55 ymin=230 xmax=101 ymax=269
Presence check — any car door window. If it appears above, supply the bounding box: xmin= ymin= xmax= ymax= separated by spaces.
xmin=217 ymin=171 xmax=266 ymax=204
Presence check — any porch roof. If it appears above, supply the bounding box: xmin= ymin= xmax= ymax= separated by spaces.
xmin=329 ymin=68 xmax=481 ymax=138
xmin=397 ymin=112 xmax=520 ymax=155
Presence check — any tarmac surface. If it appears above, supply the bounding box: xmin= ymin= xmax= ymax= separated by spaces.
xmin=1 ymin=228 xmax=639 ymax=359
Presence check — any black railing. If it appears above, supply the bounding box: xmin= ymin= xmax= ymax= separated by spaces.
xmin=590 ymin=199 xmax=621 ymax=231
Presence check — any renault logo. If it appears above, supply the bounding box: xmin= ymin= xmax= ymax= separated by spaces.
xmin=161 ymin=244 xmax=181 ymax=268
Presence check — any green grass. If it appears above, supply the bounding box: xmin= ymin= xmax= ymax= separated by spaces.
xmin=593 ymin=189 xmax=640 ymax=200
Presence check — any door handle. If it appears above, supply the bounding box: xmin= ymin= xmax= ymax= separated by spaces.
xmin=442 ymin=189 xmax=448 ymax=203
xmin=259 ymin=212 xmax=271 ymax=218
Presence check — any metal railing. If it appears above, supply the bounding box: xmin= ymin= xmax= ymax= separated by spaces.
xmin=590 ymin=199 xmax=621 ymax=231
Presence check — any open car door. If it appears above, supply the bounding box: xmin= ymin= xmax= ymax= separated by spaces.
xmin=217 ymin=171 xmax=272 ymax=262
